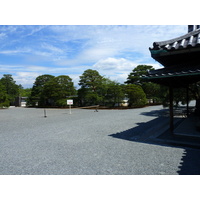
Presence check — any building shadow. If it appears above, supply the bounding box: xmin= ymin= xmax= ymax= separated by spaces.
xmin=109 ymin=109 xmax=200 ymax=175
xmin=177 ymin=148 xmax=200 ymax=175
xmin=140 ymin=108 xmax=169 ymax=117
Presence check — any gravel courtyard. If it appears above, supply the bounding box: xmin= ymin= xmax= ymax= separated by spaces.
xmin=1 ymin=105 xmax=200 ymax=175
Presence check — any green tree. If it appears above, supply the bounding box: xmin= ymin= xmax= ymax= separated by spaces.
xmin=0 ymin=82 xmax=9 ymax=108
xmin=43 ymin=75 xmax=76 ymax=106
xmin=28 ymin=74 xmax=76 ymax=107
xmin=18 ymin=85 xmax=32 ymax=97
xmin=126 ymin=65 xmax=161 ymax=103
xmin=0 ymin=74 xmax=19 ymax=105
xmin=102 ymin=78 xmax=125 ymax=107
xmin=124 ymin=84 xmax=147 ymax=107
xmin=125 ymin=65 xmax=154 ymax=85
xmin=142 ymin=82 xmax=161 ymax=104
xmin=78 ymin=69 xmax=104 ymax=105
xmin=29 ymin=74 xmax=55 ymax=106
xmin=79 ymin=69 xmax=104 ymax=92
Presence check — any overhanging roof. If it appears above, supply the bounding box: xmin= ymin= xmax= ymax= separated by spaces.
xmin=146 ymin=27 xmax=200 ymax=87
xmin=143 ymin=66 xmax=200 ymax=87
xmin=149 ymin=28 xmax=200 ymax=68
xmin=150 ymin=28 xmax=200 ymax=52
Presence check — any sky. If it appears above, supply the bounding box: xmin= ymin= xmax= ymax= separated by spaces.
xmin=0 ymin=25 xmax=188 ymax=88
xmin=0 ymin=0 xmax=198 ymax=196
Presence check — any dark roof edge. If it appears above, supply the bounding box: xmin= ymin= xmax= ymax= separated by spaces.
xmin=143 ymin=71 xmax=200 ymax=79
xmin=152 ymin=28 xmax=200 ymax=48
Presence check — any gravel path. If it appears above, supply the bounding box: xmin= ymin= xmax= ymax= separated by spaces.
xmin=0 ymin=105 xmax=199 ymax=175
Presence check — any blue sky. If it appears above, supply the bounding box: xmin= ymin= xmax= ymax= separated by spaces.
xmin=0 ymin=25 xmax=188 ymax=88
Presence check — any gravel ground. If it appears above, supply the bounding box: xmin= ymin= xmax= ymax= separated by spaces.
xmin=0 ymin=105 xmax=199 ymax=175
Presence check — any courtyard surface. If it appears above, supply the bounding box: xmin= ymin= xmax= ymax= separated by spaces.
xmin=1 ymin=105 xmax=200 ymax=175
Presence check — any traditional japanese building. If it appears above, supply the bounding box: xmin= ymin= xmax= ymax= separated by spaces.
xmin=144 ymin=25 xmax=200 ymax=132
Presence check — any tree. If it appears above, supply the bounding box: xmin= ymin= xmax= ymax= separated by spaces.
xmin=18 ymin=85 xmax=32 ymax=97
xmin=124 ymin=84 xmax=147 ymax=107
xmin=0 ymin=74 xmax=19 ymax=105
xmin=102 ymin=78 xmax=125 ymax=107
xmin=125 ymin=65 xmax=154 ymax=85
xmin=29 ymin=74 xmax=55 ymax=106
xmin=125 ymin=65 xmax=161 ymax=103
xmin=142 ymin=82 xmax=161 ymax=103
xmin=43 ymin=75 xmax=76 ymax=106
xmin=28 ymin=74 xmax=76 ymax=107
xmin=78 ymin=69 xmax=104 ymax=106
xmin=0 ymin=82 xmax=9 ymax=108
xmin=79 ymin=69 xmax=104 ymax=92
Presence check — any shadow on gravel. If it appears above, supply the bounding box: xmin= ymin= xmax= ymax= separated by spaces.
xmin=177 ymin=149 xmax=200 ymax=174
xmin=109 ymin=109 xmax=200 ymax=175
xmin=109 ymin=117 xmax=167 ymax=141
xmin=140 ymin=108 xmax=169 ymax=117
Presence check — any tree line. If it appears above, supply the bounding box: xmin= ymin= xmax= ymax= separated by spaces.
xmin=1 ymin=65 xmax=198 ymax=108
xmin=0 ymin=74 xmax=31 ymax=108
xmin=27 ymin=68 xmax=148 ymax=108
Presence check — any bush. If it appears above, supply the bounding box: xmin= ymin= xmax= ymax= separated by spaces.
xmin=124 ymin=84 xmax=147 ymax=107
xmin=56 ymin=99 xmax=67 ymax=107
xmin=0 ymin=99 xmax=10 ymax=108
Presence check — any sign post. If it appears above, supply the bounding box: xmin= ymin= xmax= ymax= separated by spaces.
xmin=67 ymin=99 xmax=73 ymax=114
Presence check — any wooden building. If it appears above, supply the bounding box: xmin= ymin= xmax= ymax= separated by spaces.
xmin=144 ymin=25 xmax=200 ymax=133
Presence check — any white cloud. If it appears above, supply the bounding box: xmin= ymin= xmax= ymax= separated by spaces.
xmin=0 ymin=25 xmax=188 ymax=66
xmin=94 ymin=57 xmax=135 ymax=71
xmin=0 ymin=25 xmax=189 ymax=88
xmin=13 ymin=72 xmax=40 ymax=87
xmin=0 ymin=33 xmax=6 ymax=39
xmin=0 ymin=48 xmax=31 ymax=55
xmin=53 ymin=25 xmax=187 ymax=66
xmin=26 ymin=66 xmax=49 ymax=72
xmin=0 ymin=63 xmax=88 ymax=88
xmin=93 ymin=57 xmax=163 ymax=83
xmin=41 ymin=43 xmax=64 ymax=54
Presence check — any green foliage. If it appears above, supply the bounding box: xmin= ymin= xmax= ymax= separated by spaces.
xmin=125 ymin=65 xmax=162 ymax=104
xmin=188 ymin=82 xmax=200 ymax=100
xmin=55 ymin=99 xmax=68 ymax=107
xmin=125 ymin=65 xmax=154 ymax=85
xmin=29 ymin=74 xmax=55 ymax=106
xmin=19 ymin=85 xmax=31 ymax=97
xmin=160 ymin=86 xmax=194 ymax=107
xmin=78 ymin=69 xmax=104 ymax=106
xmin=142 ymin=82 xmax=161 ymax=103
xmin=126 ymin=65 xmax=200 ymax=107
xmin=43 ymin=75 xmax=76 ymax=105
xmin=124 ymin=84 xmax=147 ymax=107
xmin=28 ymin=74 xmax=76 ymax=107
xmin=0 ymin=100 xmax=10 ymax=108
xmin=0 ymin=82 xmax=9 ymax=108
xmin=78 ymin=70 xmax=125 ymax=107
xmin=0 ymin=74 xmax=19 ymax=105
xmin=79 ymin=69 xmax=104 ymax=92
xmin=102 ymin=78 xmax=125 ymax=106
xmin=85 ymin=92 xmax=103 ymax=105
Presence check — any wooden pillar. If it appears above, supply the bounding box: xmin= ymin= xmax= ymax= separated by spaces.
xmin=169 ymin=86 xmax=174 ymax=133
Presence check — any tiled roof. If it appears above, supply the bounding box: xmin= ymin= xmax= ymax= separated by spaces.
xmin=146 ymin=26 xmax=200 ymax=87
xmin=143 ymin=66 xmax=200 ymax=78
xmin=142 ymin=65 xmax=200 ymax=87
xmin=150 ymin=28 xmax=200 ymax=51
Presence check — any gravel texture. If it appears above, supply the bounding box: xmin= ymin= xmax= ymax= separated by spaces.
xmin=0 ymin=105 xmax=200 ymax=175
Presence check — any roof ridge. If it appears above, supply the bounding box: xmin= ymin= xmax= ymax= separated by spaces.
xmin=153 ymin=29 xmax=200 ymax=47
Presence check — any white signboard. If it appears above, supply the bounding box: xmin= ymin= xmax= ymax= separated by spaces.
xmin=67 ymin=99 xmax=73 ymax=105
